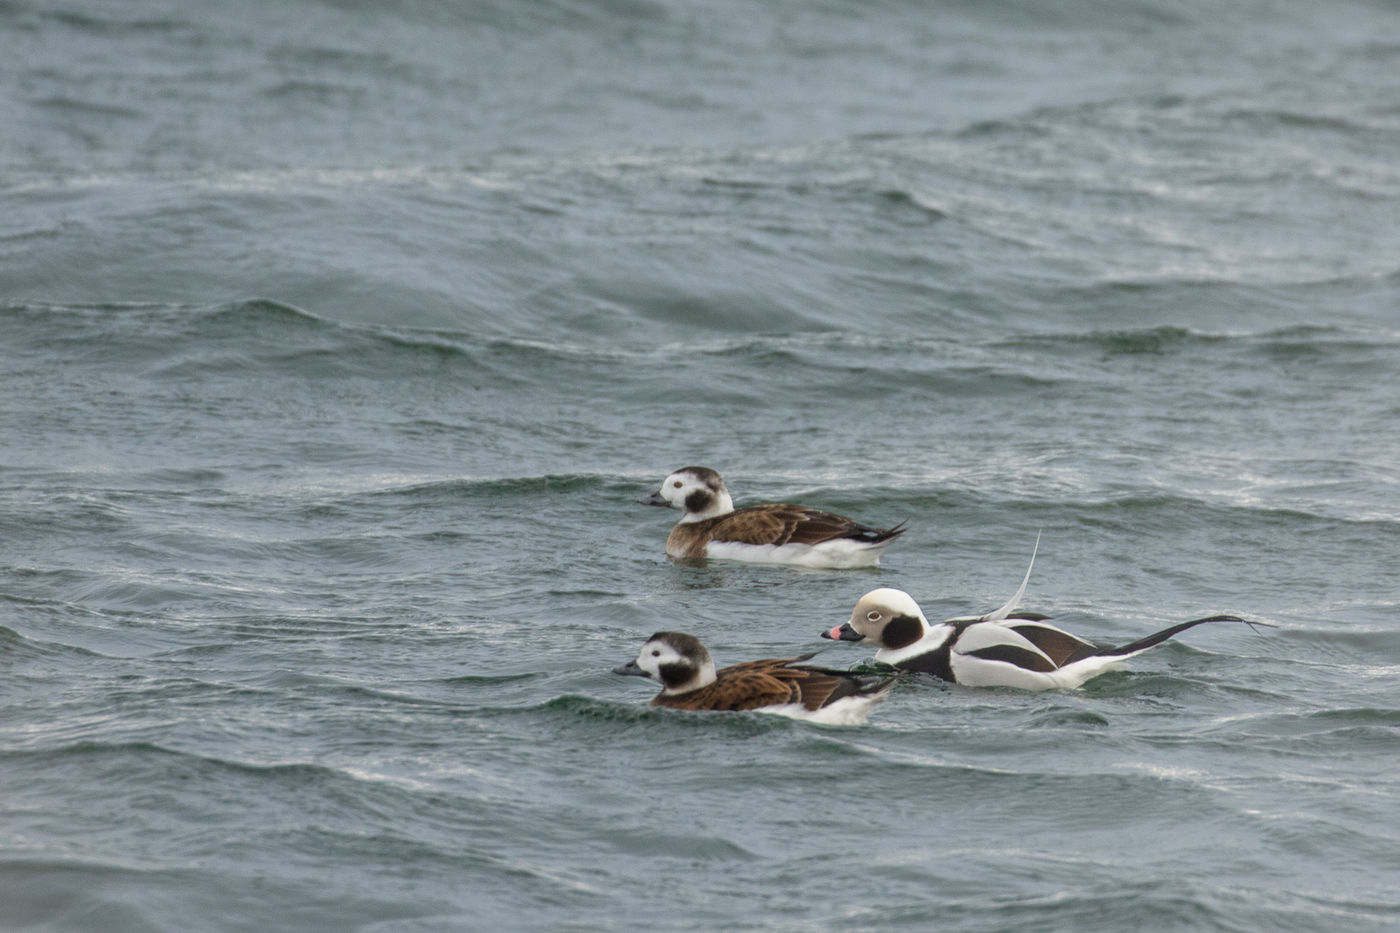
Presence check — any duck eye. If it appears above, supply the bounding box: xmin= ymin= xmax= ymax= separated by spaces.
xmin=866 ymin=610 xmax=881 ymax=622
xmin=651 ymin=649 xmax=660 ymax=657
xmin=672 ymin=481 xmax=682 ymax=488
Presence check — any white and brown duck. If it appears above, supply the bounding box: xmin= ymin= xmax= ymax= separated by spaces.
xmin=614 ymin=631 xmax=894 ymax=724
xmin=645 ymin=466 xmax=905 ymax=568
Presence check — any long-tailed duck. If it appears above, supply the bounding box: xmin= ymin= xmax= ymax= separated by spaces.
xmin=644 ymin=466 xmax=906 ymax=568
xmin=821 ymin=546 xmax=1265 ymax=690
xmin=613 ymin=631 xmax=895 ymax=724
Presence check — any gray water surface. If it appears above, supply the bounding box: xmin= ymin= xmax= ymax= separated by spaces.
xmin=3 ymin=1 xmax=1400 ymax=930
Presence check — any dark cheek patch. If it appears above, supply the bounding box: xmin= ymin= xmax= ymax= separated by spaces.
xmin=657 ymin=663 xmax=694 ymax=688
xmin=881 ymin=615 xmax=924 ymax=650
xmin=684 ymin=490 xmax=713 ymax=513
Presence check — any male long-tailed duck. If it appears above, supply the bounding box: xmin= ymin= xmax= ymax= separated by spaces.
xmin=821 ymin=546 xmax=1264 ymax=690
xmin=645 ymin=466 xmax=906 ymax=568
xmin=613 ymin=631 xmax=895 ymax=724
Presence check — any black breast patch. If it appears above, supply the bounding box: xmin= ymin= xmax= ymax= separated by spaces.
xmin=895 ymin=642 xmax=955 ymax=682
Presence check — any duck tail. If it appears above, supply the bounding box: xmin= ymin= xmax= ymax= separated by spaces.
xmin=1101 ymin=614 xmax=1273 ymax=658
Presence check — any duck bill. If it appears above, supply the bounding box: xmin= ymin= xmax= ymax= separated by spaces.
xmin=821 ymin=623 xmax=865 ymax=642
xmin=613 ymin=660 xmax=649 ymax=677
xmin=641 ymin=491 xmax=670 ymax=507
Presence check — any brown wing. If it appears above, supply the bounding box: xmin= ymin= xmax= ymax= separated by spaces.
xmin=765 ymin=666 xmax=851 ymax=711
xmin=656 ymin=662 xmax=801 ymax=711
xmin=655 ymin=655 xmax=881 ymax=713
xmin=708 ymin=505 xmax=901 ymax=548
xmin=1006 ymin=620 xmax=1101 ymax=669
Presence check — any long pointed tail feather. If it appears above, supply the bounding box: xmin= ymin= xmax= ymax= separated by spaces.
xmin=985 ymin=532 xmax=1041 ymax=623
xmin=1101 ymin=614 xmax=1273 ymax=658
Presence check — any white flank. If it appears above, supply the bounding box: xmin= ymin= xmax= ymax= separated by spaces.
xmin=754 ymin=692 xmax=889 ymax=726
xmin=704 ymin=538 xmax=888 ymax=569
xmin=949 ymin=650 xmax=1127 ymax=690
xmin=1051 ymin=655 xmax=1130 ymax=689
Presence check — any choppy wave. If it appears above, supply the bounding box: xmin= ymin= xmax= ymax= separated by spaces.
xmin=6 ymin=0 xmax=1400 ymax=930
